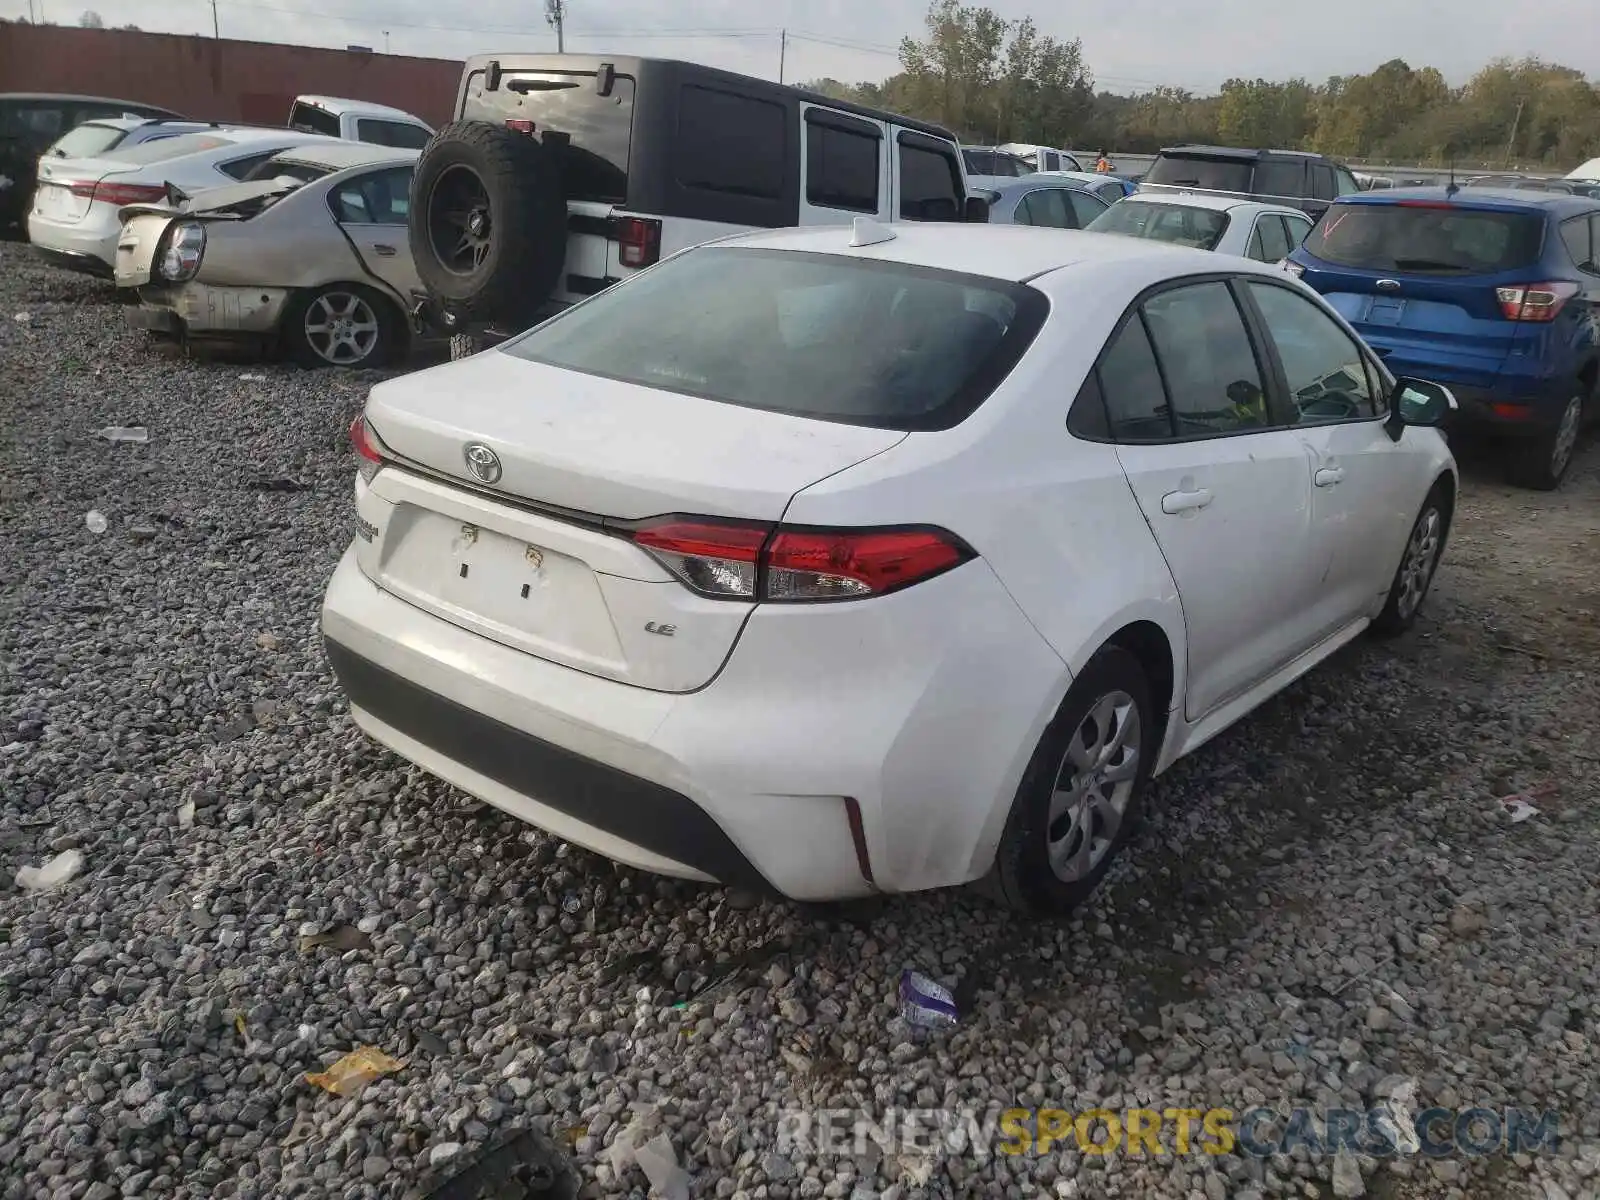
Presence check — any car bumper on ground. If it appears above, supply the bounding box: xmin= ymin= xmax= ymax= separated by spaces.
xmin=320 ymin=543 xmax=1065 ymax=901
xmin=27 ymin=214 xmax=120 ymax=276
xmin=130 ymin=282 xmax=290 ymax=339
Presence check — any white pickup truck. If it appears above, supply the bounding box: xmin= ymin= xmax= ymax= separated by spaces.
xmin=287 ymin=96 xmax=433 ymax=150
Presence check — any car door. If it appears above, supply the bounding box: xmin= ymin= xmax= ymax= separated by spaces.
xmin=329 ymin=166 xmax=421 ymax=299
xmin=1014 ymin=188 xmax=1074 ymax=228
xmin=1067 ymin=189 xmax=1109 ymax=229
xmin=1239 ymin=277 xmax=1416 ymax=634
xmin=1104 ymin=278 xmax=1321 ymax=720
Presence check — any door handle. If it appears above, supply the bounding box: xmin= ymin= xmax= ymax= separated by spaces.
xmin=1314 ymin=466 xmax=1345 ymax=487
xmin=1161 ymin=488 xmax=1214 ymax=514
xmin=372 ymin=243 xmax=397 ymax=256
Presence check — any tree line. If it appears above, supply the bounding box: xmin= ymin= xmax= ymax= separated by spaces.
xmin=803 ymin=0 xmax=1600 ymax=168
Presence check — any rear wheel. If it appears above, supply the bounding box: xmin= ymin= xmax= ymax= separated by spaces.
xmin=1506 ymin=392 xmax=1583 ymax=490
xmin=988 ymin=646 xmax=1155 ymax=915
xmin=282 ymin=284 xmax=403 ymax=369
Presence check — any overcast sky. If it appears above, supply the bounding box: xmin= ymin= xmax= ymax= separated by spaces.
xmin=8 ymin=0 xmax=1597 ymax=94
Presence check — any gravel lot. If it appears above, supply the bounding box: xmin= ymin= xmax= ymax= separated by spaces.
xmin=2 ymin=239 xmax=1598 ymax=1200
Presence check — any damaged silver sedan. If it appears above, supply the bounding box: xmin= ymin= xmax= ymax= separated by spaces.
xmin=114 ymin=142 xmax=429 ymax=368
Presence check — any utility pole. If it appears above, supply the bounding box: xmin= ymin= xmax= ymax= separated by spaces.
xmin=1503 ymin=98 xmax=1525 ymax=169
xmin=383 ymin=29 xmax=389 ymax=52
xmin=778 ymin=28 xmax=786 ymax=84
xmin=210 ymin=0 xmax=218 ymax=38
xmin=545 ymin=0 xmax=564 ymax=53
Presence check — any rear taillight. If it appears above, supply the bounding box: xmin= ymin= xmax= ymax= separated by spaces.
xmin=349 ymin=413 xmax=386 ymax=483
xmin=1496 ymin=281 xmax=1579 ymax=322
xmin=69 ymin=181 xmax=168 ymax=206
xmin=630 ymin=516 xmax=974 ymax=603
xmin=616 ymin=216 xmax=661 ymax=269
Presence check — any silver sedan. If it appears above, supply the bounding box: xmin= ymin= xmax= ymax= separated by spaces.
xmin=969 ymin=174 xmax=1113 ymax=230
xmin=114 ymin=142 xmax=427 ymax=368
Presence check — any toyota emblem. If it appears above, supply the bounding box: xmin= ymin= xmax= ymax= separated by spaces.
xmin=462 ymin=442 xmax=502 ymax=485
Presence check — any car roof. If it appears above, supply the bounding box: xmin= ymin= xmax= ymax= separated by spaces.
xmin=293 ymin=95 xmax=423 ymax=122
xmin=1040 ymin=170 xmax=1122 ymax=186
xmin=711 ymin=221 xmax=1287 ymax=285
xmin=267 ymin=142 xmax=419 ymax=170
xmin=1114 ymin=191 xmax=1304 ymax=217
xmin=1158 ymin=144 xmax=1326 ymax=161
xmin=1334 ymin=186 xmax=1600 ymax=215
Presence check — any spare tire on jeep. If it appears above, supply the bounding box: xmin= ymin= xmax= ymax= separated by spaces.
xmin=409 ymin=121 xmax=567 ymax=330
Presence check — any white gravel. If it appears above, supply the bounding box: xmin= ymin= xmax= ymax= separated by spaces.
xmin=2 ymin=241 xmax=1598 ymax=1200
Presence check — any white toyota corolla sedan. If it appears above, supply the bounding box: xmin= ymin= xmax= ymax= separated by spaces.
xmin=321 ymin=220 xmax=1458 ymax=913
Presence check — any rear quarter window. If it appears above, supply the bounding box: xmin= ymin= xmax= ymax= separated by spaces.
xmin=675 ymin=85 xmax=785 ymax=200
xmin=1304 ymin=203 xmax=1546 ymax=274
xmin=503 ymin=247 xmax=1048 ymax=431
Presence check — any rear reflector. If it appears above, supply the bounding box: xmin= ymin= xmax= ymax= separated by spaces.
xmin=1495 ymin=281 xmax=1579 ymax=322
xmin=1490 ymin=402 xmax=1534 ymax=421
xmin=616 ymin=216 xmax=662 ymax=269
xmin=505 ymin=119 xmax=535 ymax=134
xmin=630 ymin=516 xmax=974 ymax=602
xmin=68 ymin=180 xmax=169 ymax=206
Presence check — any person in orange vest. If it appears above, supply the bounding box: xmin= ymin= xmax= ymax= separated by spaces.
xmin=1095 ymin=150 xmax=1116 ymax=174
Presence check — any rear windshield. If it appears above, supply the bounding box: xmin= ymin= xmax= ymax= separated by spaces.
xmin=963 ymin=150 xmax=1033 ymax=177
xmin=47 ymin=122 xmax=128 ymax=160
xmin=464 ymin=69 xmax=633 ymax=203
xmin=1145 ymin=154 xmax=1254 ymax=192
xmin=1086 ymin=201 xmax=1230 ymax=250
xmin=110 ymin=133 xmax=233 ymax=164
xmin=504 ymin=247 xmax=1048 ymax=431
xmin=1304 ymin=203 xmax=1546 ymax=274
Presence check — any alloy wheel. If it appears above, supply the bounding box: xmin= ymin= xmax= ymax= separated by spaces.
xmin=1395 ymin=506 xmax=1442 ymax=621
xmin=428 ymin=165 xmax=492 ymax=275
xmin=1046 ymin=690 xmax=1141 ymax=883
xmin=303 ymin=292 xmax=380 ymax=366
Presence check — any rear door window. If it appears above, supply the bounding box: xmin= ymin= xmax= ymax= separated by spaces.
xmin=1254 ymin=160 xmax=1305 ymax=200
xmin=1067 ymin=190 xmax=1107 ymax=228
xmin=1016 ymin=189 xmax=1072 ymax=228
xmin=1145 ymin=154 xmax=1253 ymax=192
xmin=356 ymin=119 xmax=431 ymax=149
xmin=1097 ymin=315 xmax=1173 ymax=442
xmin=1305 ymin=203 xmax=1546 ymax=273
xmin=898 ymin=136 xmax=963 ymax=222
xmin=288 ymin=102 xmax=341 ymax=138
xmin=504 ymin=246 xmax=1047 ymax=431
xmin=330 ymin=166 xmax=414 ymax=224
xmin=1309 ymin=164 xmax=1337 ymax=202
xmin=804 ymin=111 xmax=880 ymax=213
xmin=675 ymin=85 xmax=785 ymax=200
xmin=1248 ymin=214 xmax=1292 ymax=262
xmin=1283 ymin=214 xmax=1313 ymax=247
xmin=1142 ymin=282 xmax=1272 ymax=436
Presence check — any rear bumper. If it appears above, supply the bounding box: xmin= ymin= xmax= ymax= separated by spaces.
xmin=132 ymin=282 xmax=289 ymax=336
xmin=319 ymin=543 xmax=1064 ymax=900
xmin=31 ymin=245 xmax=114 ymax=279
xmin=1435 ymin=381 xmax=1570 ymax=437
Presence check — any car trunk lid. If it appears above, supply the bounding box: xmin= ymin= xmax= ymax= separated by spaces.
xmin=357 ymin=350 xmax=907 ymax=691
xmin=1297 ymin=198 xmax=1549 ymax=385
xmin=115 ymin=180 xmax=302 ymax=286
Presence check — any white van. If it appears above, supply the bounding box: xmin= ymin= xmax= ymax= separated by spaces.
xmin=999 ymin=142 xmax=1084 ymax=173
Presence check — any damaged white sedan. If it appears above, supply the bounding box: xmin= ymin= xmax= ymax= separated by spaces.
xmin=114 ymin=142 xmax=426 ymax=368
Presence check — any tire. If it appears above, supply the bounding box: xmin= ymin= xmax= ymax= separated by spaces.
xmin=409 ymin=121 xmax=567 ymax=329
xmin=1505 ymin=391 xmax=1583 ymax=491
xmin=1371 ymin=482 xmax=1451 ymax=638
xmin=988 ymin=645 xmax=1156 ymax=915
xmin=449 ymin=332 xmax=485 ymax=361
xmin=281 ymin=283 xmax=404 ymax=369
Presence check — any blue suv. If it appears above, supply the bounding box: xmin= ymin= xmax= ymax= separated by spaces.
xmin=1287 ymin=187 xmax=1600 ymax=489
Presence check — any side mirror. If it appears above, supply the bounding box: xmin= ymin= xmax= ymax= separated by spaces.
xmin=964 ymin=195 xmax=990 ymax=223
xmin=1385 ymin=377 xmax=1456 ymax=441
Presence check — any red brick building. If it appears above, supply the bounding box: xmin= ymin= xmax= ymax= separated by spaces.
xmin=0 ymin=24 xmax=461 ymax=127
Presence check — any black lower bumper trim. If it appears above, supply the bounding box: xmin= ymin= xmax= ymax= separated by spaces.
xmin=33 ymin=245 xmax=113 ymax=278
xmin=323 ymin=638 xmax=774 ymax=894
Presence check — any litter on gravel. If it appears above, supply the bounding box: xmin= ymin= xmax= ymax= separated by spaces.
xmin=95 ymin=425 xmax=149 ymax=443
xmin=304 ymin=1045 xmax=406 ymax=1096
xmin=14 ymin=849 xmax=85 ymax=892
